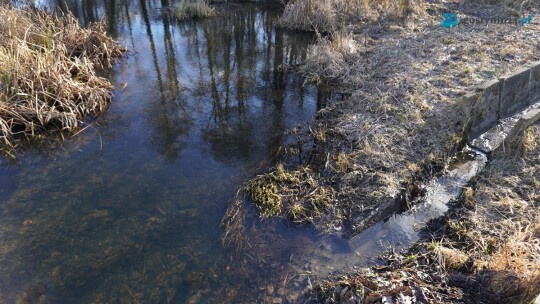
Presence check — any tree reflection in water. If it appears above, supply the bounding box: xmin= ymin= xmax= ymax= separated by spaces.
xmin=1 ymin=1 xmax=340 ymax=303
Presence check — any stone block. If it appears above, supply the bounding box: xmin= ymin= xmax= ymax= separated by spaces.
xmin=499 ymin=67 xmax=531 ymax=117
xmin=527 ymin=61 xmax=540 ymax=104
xmin=469 ymin=79 xmax=501 ymax=137
xmin=460 ymin=92 xmax=480 ymax=134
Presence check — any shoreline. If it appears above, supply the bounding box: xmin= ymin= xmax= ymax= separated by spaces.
xmin=0 ymin=4 xmax=124 ymax=155
xmin=227 ymin=0 xmax=540 ymax=238
xmin=303 ymin=123 xmax=539 ymax=303
xmin=221 ymin=0 xmax=540 ymax=302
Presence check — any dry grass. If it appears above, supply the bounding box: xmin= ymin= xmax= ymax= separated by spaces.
xmin=174 ymin=0 xmax=216 ymax=21
xmin=222 ymin=1 xmax=540 ymax=274
xmin=460 ymin=0 xmax=540 ymax=10
xmin=0 ymin=3 xmax=124 ymax=148
xmin=226 ymin=0 xmax=540 ymax=237
xmin=279 ymin=0 xmax=424 ymax=32
xmin=307 ymin=124 xmax=540 ymax=303
xmin=461 ymin=125 xmax=540 ymax=303
xmin=276 ymin=0 xmax=540 ymax=235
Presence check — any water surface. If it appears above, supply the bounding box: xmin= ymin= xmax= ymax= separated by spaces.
xmin=0 ymin=2 xmax=335 ymax=303
xmin=1 ymin=2 xmax=508 ymax=303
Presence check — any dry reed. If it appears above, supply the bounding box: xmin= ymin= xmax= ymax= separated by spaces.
xmin=0 ymin=4 xmax=124 ymax=147
xmin=279 ymin=0 xmax=424 ymax=32
xmin=174 ymin=0 xmax=216 ymax=21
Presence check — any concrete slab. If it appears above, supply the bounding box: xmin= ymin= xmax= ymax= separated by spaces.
xmin=460 ymin=92 xmax=480 ymax=134
xmin=528 ymin=61 xmax=540 ymax=103
xmin=469 ymin=80 xmax=501 ymax=137
xmin=499 ymin=67 xmax=531 ymax=117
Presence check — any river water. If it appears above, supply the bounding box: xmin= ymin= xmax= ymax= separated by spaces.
xmin=0 ymin=1 xmax=504 ymax=303
xmin=0 ymin=2 xmax=341 ymax=303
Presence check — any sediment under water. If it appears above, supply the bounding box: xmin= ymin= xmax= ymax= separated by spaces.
xmin=4 ymin=2 xmax=526 ymax=303
xmin=0 ymin=2 xmax=340 ymax=303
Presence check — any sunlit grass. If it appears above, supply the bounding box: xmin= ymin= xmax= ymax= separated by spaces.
xmin=174 ymin=0 xmax=217 ymax=20
xmin=0 ymin=3 xmax=124 ymax=148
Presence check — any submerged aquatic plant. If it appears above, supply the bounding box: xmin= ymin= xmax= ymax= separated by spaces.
xmin=244 ymin=163 xmax=334 ymax=222
xmin=0 ymin=3 xmax=124 ymax=148
xmin=174 ymin=0 xmax=217 ymax=21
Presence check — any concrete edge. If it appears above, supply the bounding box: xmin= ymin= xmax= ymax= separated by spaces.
xmin=462 ymin=61 xmax=540 ymax=139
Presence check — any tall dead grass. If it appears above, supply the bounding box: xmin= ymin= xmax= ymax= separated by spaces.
xmin=279 ymin=0 xmax=424 ymax=32
xmin=460 ymin=0 xmax=540 ymax=10
xmin=473 ymin=126 xmax=540 ymax=303
xmin=0 ymin=4 xmax=124 ymax=147
xmin=174 ymin=0 xmax=216 ymax=20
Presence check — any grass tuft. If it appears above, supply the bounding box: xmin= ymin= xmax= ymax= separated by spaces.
xmin=244 ymin=163 xmax=334 ymax=223
xmin=174 ymin=0 xmax=217 ymax=21
xmin=0 ymin=3 xmax=124 ymax=148
xmin=279 ymin=0 xmax=424 ymax=32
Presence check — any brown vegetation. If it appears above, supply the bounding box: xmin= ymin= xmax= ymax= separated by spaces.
xmin=227 ymin=0 xmax=540 ymax=238
xmin=0 ymin=4 xmax=124 ymax=148
xmin=174 ymin=0 xmax=217 ymax=20
xmin=306 ymin=124 xmax=540 ymax=303
xmin=279 ymin=0 xmax=424 ymax=32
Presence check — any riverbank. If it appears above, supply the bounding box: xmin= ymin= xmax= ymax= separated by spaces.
xmin=218 ymin=0 xmax=540 ymax=302
xmin=289 ymin=0 xmax=540 ymax=303
xmin=224 ymin=0 xmax=540 ymax=238
xmin=304 ymin=124 xmax=539 ymax=303
xmin=0 ymin=4 xmax=124 ymax=152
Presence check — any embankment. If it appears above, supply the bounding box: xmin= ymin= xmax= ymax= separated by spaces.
xmin=220 ymin=0 xmax=540 ymax=302
xmin=223 ymin=0 xmax=540 ymax=240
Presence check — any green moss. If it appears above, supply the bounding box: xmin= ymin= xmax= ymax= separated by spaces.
xmin=244 ymin=164 xmax=295 ymax=218
xmin=245 ymin=176 xmax=282 ymax=218
xmin=244 ymin=164 xmax=333 ymax=222
xmin=442 ymin=37 xmax=455 ymax=45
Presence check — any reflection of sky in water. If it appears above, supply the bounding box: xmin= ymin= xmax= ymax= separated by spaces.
xmin=0 ymin=1 xmax=335 ymax=302
xmin=0 ymin=2 xmax=494 ymax=303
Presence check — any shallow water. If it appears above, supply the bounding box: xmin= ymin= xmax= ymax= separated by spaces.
xmin=0 ymin=2 xmax=338 ymax=303
xmin=1 ymin=2 xmax=507 ymax=303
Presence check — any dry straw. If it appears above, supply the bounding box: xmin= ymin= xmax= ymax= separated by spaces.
xmin=174 ymin=0 xmax=216 ymax=20
xmin=279 ymin=0 xmax=423 ymax=32
xmin=0 ymin=3 xmax=124 ymax=148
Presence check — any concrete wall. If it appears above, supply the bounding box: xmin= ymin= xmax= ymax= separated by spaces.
xmin=461 ymin=61 xmax=540 ymax=138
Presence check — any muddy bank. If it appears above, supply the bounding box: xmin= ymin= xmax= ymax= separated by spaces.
xmin=224 ymin=0 xmax=540 ymax=239
xmin=303 ymin=123 xmax=539 ymax=303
